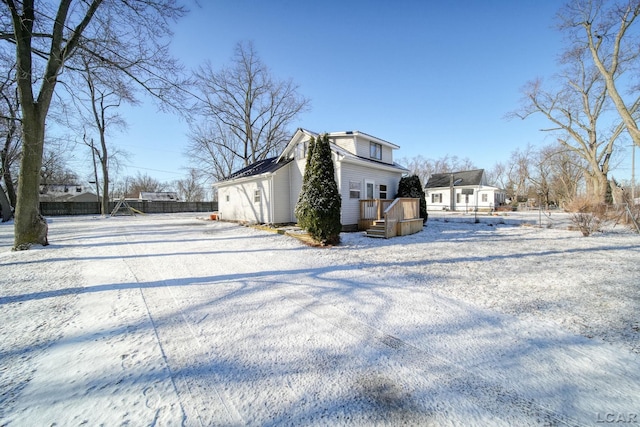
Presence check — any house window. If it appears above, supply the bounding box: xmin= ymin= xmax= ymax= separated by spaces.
xmin=456 ymin=193 xmax=461 ymax=203
xmin=349 ymin=181 xmax=361 ymax=199
xmin=379 ymin=184 xmax=388 ymax=199
xmin=296 ymin=141 xmax=310 ymax=159
xmin=482 ymin=193 xmax=488 ymax=203
xmin=431 ymin=193 xmax=442 ymax=203
xmin=225 ymin=194 xmax=230 ymax=202
xmin=370 ymin=142 xmax=382 ymax=160
xmin=254 ymin=189 xmax=261 ymax=203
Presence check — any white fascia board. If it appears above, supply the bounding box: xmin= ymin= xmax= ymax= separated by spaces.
xmin=213 ymin=173 xmax=271 ymax=188
xmin=277 ymin=128 xmax=316 ymax=162
xmin=328 ymin=131 xmax=400 ymax=150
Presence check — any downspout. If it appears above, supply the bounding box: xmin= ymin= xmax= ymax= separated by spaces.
xmin=270 ymin=173 xmax=275 ymax=224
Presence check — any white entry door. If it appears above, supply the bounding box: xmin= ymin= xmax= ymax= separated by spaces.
xmin=365 ymin=180 xmax=375 ymax=199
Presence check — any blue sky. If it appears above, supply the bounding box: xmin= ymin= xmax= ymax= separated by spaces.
xmin=91 ymin=0 xmax=636 ymax=185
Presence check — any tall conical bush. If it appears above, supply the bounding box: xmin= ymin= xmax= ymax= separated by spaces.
xmin=397 ymin=175 xmax=428 ymax=222
xmin=295 ymin=134 xmax=342 ymax=245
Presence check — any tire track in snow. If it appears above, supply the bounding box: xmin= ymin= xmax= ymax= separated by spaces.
xmin=118 ymin=226 xmax=245 ymax=426
xmin=280 ymin=288 xmax=583 ymax=426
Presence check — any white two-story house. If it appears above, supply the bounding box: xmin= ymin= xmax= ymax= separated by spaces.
xmin=214 ymin=128 xmax=409 ymax=230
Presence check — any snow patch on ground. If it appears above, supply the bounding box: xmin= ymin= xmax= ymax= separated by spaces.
xmin=1 ymin=212 xmax=638 ymax=425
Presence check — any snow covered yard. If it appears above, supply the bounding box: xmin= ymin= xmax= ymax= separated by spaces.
xmin=0 ymin=212 xmax=639 ymax=426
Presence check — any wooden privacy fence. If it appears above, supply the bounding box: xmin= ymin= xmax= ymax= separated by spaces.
xmin=40 ymin=201 xmax=218 ymax=216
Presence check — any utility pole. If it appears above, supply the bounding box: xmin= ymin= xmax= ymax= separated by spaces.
xmin=449 ymin=173 xmax=455 ymax=211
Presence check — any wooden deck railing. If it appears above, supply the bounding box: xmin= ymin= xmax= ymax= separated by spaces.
xmin=358 ymin=199 xmax=393 ymax=230
xmin=359 ymin=199 xmax=393 ymax=220
xmin=383 ymin=198 xmax=420 ymax=238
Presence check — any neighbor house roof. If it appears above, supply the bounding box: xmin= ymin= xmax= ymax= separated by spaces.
xmin=139 ymin=192 xmax=179 ymax=201
xmin=218 ymin=156 xmax=293 ymax=182
xmin=425 ymin=169 xmax=485 ymax=188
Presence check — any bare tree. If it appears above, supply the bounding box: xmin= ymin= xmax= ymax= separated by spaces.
xmin=126 ymin=172 xmax=166 ymax=199
xmin=39 ymin=139 xmax=79 ymax=189
xmin=188 ymin=41 xmax=310 ymax=181
xmin=528 ymin=143 xmax=586 ymax=207
xmin=0 ymin=61 xmax=20 ymax=213
xmin=547 ymin=146 xmax=585 ymax=206
xmin=512 ymin=41 xmax=631 ymax=203
xmin=73 ymin=54 xmax=135 ymax=215
xmin=400 ymin=154 xmax=477 ymax=187
xmin=0 ymin=0 xmax=187 ymax=249
xmin=175 ymin=169 xmax=205 ymax=202
xmin=559 ymin=0 xmax=640 ymax=148
xmin=485 ymin=162 xmax=507 ymax=188
xmin=503 ymin=145 xmax=534 ymax=206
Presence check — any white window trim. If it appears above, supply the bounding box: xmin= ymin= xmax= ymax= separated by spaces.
xmin=370 ymin=142 xmax=382 ymax=160
xmin=349 ymin=181 xmax=361 ymax=199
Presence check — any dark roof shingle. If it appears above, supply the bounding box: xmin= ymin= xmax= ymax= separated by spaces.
xmin=220 ymin=157 xmax=292 ymax=182
xmin=425 ymin=169 xmax=485 ymax=188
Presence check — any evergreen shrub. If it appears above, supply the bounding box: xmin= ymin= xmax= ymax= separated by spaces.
xmin=294 ymin=134 xmax=342 ymax=245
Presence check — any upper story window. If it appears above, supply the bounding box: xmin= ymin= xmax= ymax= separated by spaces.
xmin=370 ymin=142 xmax=382 ymax=160
xmin=296 ymin=140 xmax=310 ymax=159
xmin=254 ymin=189 xmax=261 ymax=203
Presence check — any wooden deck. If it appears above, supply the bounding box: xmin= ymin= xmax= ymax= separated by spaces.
xmin=359 ymin=198 xmax=424 ymax=238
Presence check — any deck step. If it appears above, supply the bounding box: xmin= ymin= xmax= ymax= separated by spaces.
xmin=365 ymin=220 xmax=386 ymax=238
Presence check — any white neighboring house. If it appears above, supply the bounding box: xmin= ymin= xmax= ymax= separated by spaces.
xmin=39 ymin=184 xmax=98 ymax=202
xmin=138 ymin=192 xmax=179 ymax=201
xmin=214 ymin=128 xmax=409 ymax=229
xmin=424 ymin=169 xmax=506 ymax=212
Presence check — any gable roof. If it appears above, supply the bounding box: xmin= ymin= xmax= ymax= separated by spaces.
xmin=216 ymin=129 xmax=406 ymax=186
xmin=425 ymin=169 xmax=485 ymax=188
xmin=219 ymin=156 xmax=293 ymax=182
xmin=278 ymin=128 xmax=400 ymax=163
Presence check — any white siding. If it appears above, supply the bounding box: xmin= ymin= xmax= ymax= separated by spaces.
xmin=332 ymin=135 xmax=356 ymax=154
xmin=353 ymin=136 xmax=393 ymax=164
xmin=339 ymin=161 xmax=403 ymax=226
xmin=426 ymin=186 xmax=505 ymax=211
xmin=272 ymin=166 xmax=292 ymax=223
xmin=217 ymin=178 xmax=271 ymax=223
xmin=288 ymin=156 xmax=305 ymax=222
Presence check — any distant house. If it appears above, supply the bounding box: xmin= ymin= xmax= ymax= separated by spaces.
xmin=139 ymin=192 xmax=179 ymax=201
xmin=39 ymin=184 xmax=98 ymax=202
xmin=214 ymin=128 xmax=411 ymax=230
xmin=424 ymin=169 xmax=505 ymax=211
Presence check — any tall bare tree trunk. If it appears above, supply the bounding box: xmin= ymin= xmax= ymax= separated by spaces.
xmin=14 ymin=104 xmax=48 ymax=249
xmin=100 ymin=139 xmax=110 ymax=215
xmin=584 ymin=170 xmax=609 ymax=204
